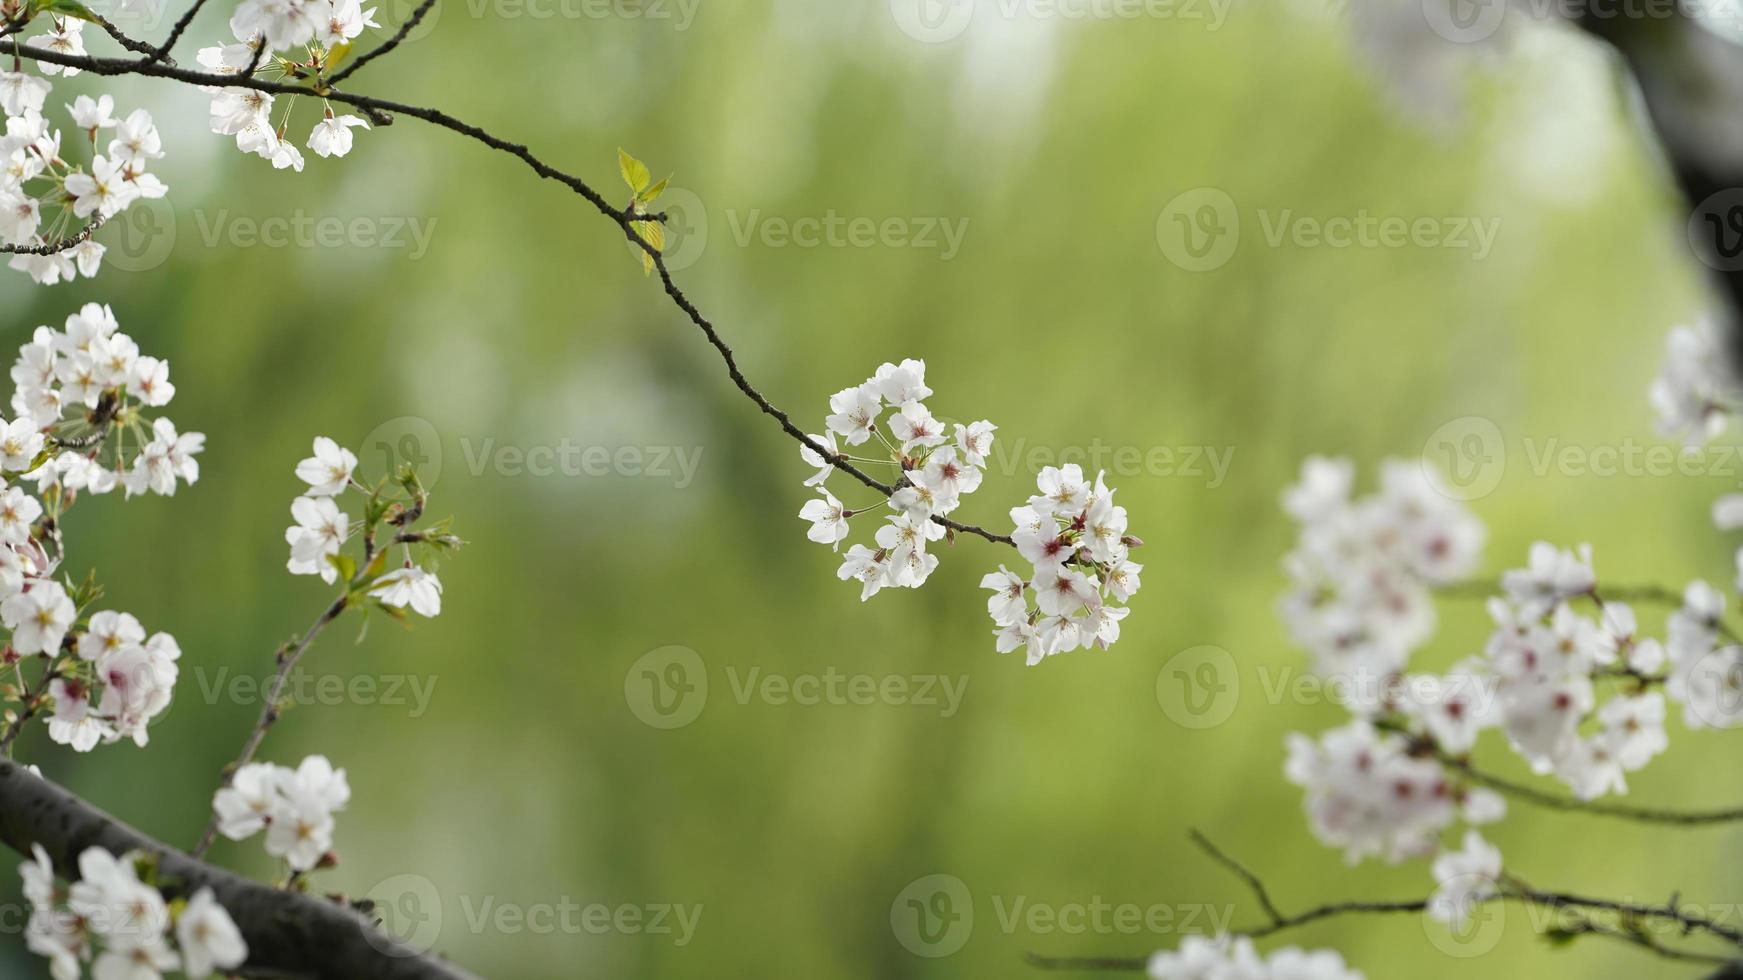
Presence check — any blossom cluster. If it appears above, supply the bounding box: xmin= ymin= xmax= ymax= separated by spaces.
xmin=41 ymin=609 xmax=182 ymax=751
xmin=1147 ymin=935 xmax=1364 ymax=980
xmin=1650 ymin=316 xmax=1741 ymax=446
xmin=0 ymin=305 xmax=202 ymax=751
xmin=1274 ymin=452 xmax=1731 ymax=944
xmin=798 ymin=359 xmax=1142 ymax=663
xmin=985 ymin=464 xmax=1142 ymax=663
xmin=11 ymin=303 xmax=204 ymax=499
xmin=799 ymin=358 xmax=994 ymax=596
xmin=1283 ymin=717 xmax=1506 ymax=865
xmin=21 ymin=843 xmax=247 ymax=980
xmin=212 ymin=755 xmax=350 ymax=871
xmin=287 ymin=436 xmax=445 ymax=616
xmin=198 ymin=0 xmax=378 ymax=171
xmin=1278 ymin=456 xmax=1484 ymax=689
xmin=3 ymin=30 xmax=169 ymax=284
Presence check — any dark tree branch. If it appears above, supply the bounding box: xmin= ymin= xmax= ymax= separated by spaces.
xmin=1573 ymin=4 xmax=1743 ymax=376
xmin=88 ymin=14 xmax=162 ymax=57
xmin=0 ymin=759 xmax=477 ymax=979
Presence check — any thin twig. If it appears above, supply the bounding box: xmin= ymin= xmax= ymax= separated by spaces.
xmin=1187 ymin=829 xmax=1282 ymax=926
xmin=191 ymin=592 xmax=349 ymax=858
xmin=1439 ymin=579 xmax=1743 ymax=644
xmin=10 ymin=42 xmax=1021 ymax=548
xmin=1026 ymin=833 xmax=1743 ymax=971
xmin=325 ymin=0 xmax=438 ymax=86
xmin=0 ymin=660 xmax=62 ymax=754
xmin=148 ymin=0 xmax=211 ymax=63
xmin=1425 ymin=737 xmax=1743 ymax=827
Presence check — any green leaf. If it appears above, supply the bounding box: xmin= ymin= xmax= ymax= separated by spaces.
xmin=34 ymin=0 xmax=98 ymax=20
xmin=617 ymin=149 xmax=650 ymax=194
xmin=637 ymin=175 xmax=670 ymax=205
xmin=362 ymin=546 xmax=388 ymax=582
xmin=23 ymin=447 xmax=55 ymax=475
xmin=632 ymin=219 xmax=664 ymax=276
xmin=327 ymin=552 xmax=357 ymax=584
xmin=325 ymin=41 xmax=354 ymax=70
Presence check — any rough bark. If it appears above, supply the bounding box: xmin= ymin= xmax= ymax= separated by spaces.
xmin=0 ymin=759 xmax=479 ymax=980
xmin=1576 ymin=6 xmax=1743 ymax=372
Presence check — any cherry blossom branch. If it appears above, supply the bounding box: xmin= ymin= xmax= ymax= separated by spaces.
xmin=1025 ymin=832 xmax=1743 ymax=972
xmin=0 ymin=211 xmax=105 ymax=257
xmin=0 ymin=758 xmax=478 ymax=979
xmin=8 ymin=40 xmax=1021 ymax=548
xmin=190 ymin=592 xmax=349 ymax=859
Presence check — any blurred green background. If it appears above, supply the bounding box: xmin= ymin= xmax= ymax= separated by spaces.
xmin=1 ymin=1 xmax=1738 ymax=977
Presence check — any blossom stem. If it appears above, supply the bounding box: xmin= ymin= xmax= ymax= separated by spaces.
xmin=0 ymin=659 xmax=60 ymax=756
xmin=191 ymin=592 xmax=349 ymax=858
